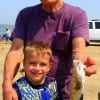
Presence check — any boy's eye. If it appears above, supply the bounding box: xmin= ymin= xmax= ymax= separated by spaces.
xmin=30 ymin=62 xmax=37 ymax=66
xmin=29 ymin=62 xmax=48 ymax=67
xmin=40 ymin=63 xmax=47 ymax=67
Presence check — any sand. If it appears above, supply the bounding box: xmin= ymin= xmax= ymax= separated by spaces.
xmin=0 ymin=40 xmax=100 ymax=100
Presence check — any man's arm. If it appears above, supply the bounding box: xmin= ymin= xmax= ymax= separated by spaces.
xmin=72 ymin=37 xmax=96 ymax=76
xmin=72 ymin=37 xmax=87 ymax=62
xmin=3 ymin=38 xmax=24 ymax=100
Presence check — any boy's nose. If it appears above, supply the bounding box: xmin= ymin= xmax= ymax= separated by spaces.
xmin=35 ymin=64 xmax=41 ymax=70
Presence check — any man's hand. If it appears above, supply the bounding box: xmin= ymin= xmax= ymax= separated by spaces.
xmin=2 ymin=82 xmax=18 ymax=100
xmin=72 ymin=38 xmax=96 ymax=76
xmin=84 ymin=56 xmax=96 ymax=76
xmin=72 ymin=51 xmax=96 ymax=76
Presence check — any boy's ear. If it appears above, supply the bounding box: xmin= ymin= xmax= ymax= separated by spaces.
xmin=23 ymin=59 xmax=25 ymax=67
xmin=48 ymin=62 xmax=52 ymax=71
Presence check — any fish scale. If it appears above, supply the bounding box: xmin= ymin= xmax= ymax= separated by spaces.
xmin=70 ymin=60 xmax=86 ymax=100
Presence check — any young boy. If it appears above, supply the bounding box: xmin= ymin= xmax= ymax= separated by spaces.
xmin=13 ymin=41 xmax=62 ymax=100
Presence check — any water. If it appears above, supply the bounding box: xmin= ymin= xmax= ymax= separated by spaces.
xmin=0 ymin=24 xmax=14 ymax=36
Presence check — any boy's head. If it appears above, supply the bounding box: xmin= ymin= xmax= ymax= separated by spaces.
xmin=23 ymin=41 xmax=52 ymax=85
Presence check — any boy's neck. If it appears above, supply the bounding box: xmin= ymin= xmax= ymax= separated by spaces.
xmin=25 ymin=77 xmax=45 ymax=88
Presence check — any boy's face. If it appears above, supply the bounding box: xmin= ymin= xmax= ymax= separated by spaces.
xmin=23 ymin=52 xmax=51 ymax=85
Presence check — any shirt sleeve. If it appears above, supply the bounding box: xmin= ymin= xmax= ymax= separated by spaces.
xmin=71 ymin=9 xmax=89 ymax=46
xmin=11 ymin=9 xmax=27 ymax=41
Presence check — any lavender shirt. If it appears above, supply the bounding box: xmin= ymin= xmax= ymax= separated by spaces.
xmin=11 ymin=3 xmax=89 ymax=99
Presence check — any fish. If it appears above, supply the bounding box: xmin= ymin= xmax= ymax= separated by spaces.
xmin=70 ymin=60 xmax=86 ymax=100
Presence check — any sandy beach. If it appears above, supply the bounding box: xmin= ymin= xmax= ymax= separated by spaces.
xmin=0 ymin=41 xmax=100 ymax=100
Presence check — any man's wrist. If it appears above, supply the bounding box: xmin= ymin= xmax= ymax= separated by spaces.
xmin=2 ymin=79 xmax=12 ymax=86
xmin=2 ymin=81 xmax=12 ymax=91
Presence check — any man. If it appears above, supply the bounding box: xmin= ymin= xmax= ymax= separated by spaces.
xmin=3 ymin=0 xmax=96 ymax=100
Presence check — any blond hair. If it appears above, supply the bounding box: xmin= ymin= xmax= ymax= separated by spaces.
xmin=24 ymin=41 xmax=52 ymax=61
